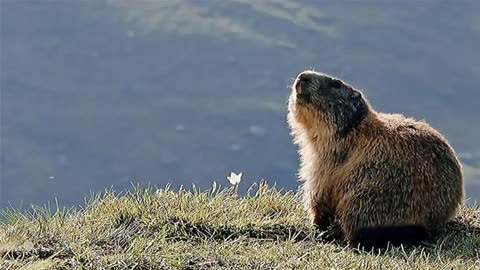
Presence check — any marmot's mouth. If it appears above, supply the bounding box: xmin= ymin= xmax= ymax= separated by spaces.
xmin=296 ymin=92 xmax=310 ymax=104
xmin=297 ymin=92 xmax=308 ymax=99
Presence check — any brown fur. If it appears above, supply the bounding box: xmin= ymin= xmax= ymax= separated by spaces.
xmin=287 ymin=70 xmax=464 ymax=244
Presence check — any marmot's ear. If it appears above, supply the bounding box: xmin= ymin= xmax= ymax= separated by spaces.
xmin=351 ymin=90 xmax=365 ymax=113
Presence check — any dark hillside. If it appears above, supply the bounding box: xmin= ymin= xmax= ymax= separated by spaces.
xmin=1 ymin=0 xmax=479 ymax=207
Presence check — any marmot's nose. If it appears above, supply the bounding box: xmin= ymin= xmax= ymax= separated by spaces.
xmin=296 ymin=72 xmax=314 ymax=94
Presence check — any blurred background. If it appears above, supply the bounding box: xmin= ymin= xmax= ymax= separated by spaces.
xmin=1 ymin=0 xmax=479 ymax=209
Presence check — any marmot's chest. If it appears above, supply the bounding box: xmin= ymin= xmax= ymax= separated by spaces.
xmin=304 ymin=144 xmax=367 ymax=190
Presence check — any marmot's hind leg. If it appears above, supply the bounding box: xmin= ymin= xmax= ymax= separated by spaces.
xmin=350 ymin=225 xmax=431 ymax=250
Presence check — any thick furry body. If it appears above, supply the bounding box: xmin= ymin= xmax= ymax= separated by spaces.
xmin=287 ymin=71 xmax=463 ymax=248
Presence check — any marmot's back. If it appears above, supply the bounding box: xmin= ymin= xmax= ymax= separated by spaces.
xmin=287 ymin=70 xmax=463 ymax=249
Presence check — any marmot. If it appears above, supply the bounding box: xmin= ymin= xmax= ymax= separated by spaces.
xmin=287 ymin=70 xmax=464 ymax=249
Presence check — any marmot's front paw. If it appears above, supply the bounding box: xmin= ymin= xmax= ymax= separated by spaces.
xmin=308 ymin=208 xmax=330 ymax=230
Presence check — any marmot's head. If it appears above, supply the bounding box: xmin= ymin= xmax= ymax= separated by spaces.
xmin=288 ymin=71 xmax=369 ymax=138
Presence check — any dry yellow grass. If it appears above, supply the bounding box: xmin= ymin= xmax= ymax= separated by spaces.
xmin=1 ymin=182 xmax=479 ymax=269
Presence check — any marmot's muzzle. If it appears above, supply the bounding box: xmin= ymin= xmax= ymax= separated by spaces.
xmin=295 ymin=73 xmax=312 ymax=95
xmin=295 ymin=72 xmax=317 ymax=102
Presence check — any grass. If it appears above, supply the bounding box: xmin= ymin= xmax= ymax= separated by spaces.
xmin=0 ymin=182 xmax=479 ymax=269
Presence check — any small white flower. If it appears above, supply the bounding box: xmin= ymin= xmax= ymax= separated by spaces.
xmin=226 ymin=172 xmax=242 ymax=185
